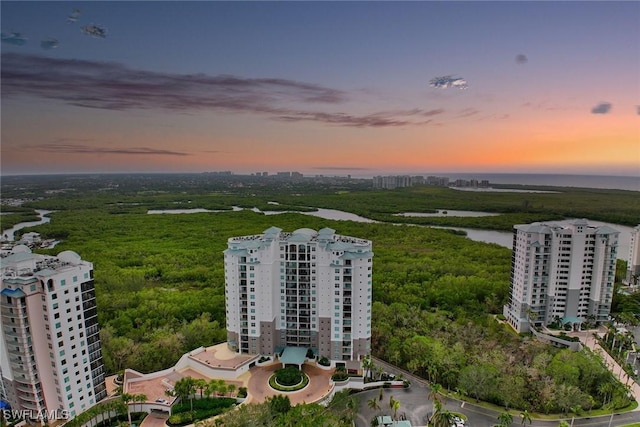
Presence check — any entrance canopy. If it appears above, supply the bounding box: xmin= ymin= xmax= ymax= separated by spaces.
xmin=280 ymin=347 xmax=308 ymax=369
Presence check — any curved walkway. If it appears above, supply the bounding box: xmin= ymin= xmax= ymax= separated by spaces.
xmin=370 ymin=356 xmax=640 ymax=427
xmin=245 ymin=362 xmax=334 ymax=405
xmin=573 ymin=330 xmax=640 ymax=408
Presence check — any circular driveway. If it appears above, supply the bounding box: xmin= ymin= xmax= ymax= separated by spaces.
xmin=245 ymin=362 xmax=334 ymax=405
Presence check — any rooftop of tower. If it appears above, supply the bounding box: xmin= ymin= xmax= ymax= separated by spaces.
xmin=226 ymin=227 xmax=372 ymax=256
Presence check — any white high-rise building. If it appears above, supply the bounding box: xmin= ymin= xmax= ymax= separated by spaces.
xmin=626 ymin=224 xmax=640 ymax=287
xmin=0 ymin=246 xmax=107 ymax=421
xmin=224 ymin=227 xmax=372 ymax=368
xmin=503 ymin=219 xmax=619 ymax=333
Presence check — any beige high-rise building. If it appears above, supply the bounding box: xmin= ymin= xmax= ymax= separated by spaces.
xmin=503 ymin=219 xmax=619 ymax=333
xmin=224 ymin=227 xmax=372 ymax=370
xmin=1 ymin=247 xmax=107 ymax=421
xmin=626 ymin=224 xmax=640 ymax=286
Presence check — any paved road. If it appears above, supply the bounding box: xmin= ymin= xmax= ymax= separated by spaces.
xmin=355 ymin=357 xmax=640 ymax=427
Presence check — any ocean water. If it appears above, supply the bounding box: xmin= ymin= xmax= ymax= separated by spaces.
xmin=439 ymin=174 xmax=639 ymax=192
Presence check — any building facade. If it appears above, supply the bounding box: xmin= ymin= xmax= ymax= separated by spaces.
xmin=224 ymin=227 xmax=372 ymax=367
xmin=0 ymin=246 xmax=107 ymax=421
xmin=626 ymin=224 xmax=640 ymax=287
xmin=503 ymin=220 xmax=619 ymax=333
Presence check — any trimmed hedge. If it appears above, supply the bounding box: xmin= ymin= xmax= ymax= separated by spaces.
xmin=168 ymin=398 xmax=236 ymax=426
xmin=269 ymin=371 xmax=310 ymax=392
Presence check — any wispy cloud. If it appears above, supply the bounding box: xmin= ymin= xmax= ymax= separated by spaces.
xmin=591 ymin=102 xmax=612 ymax=114
xmin=1 ymin=53 xmax=445 ymax=128
xmin=515 ymin=54 xmax=528 ymax=64
xmin=1 ymin=53 xmax=345 ymax=110
xmin=456 ymin=108 xmax=479 ymax=118
xmin=29 ymin=141 xmax=189 ymax=156
xmin=275 ymin=108 xmax=444 ymax=128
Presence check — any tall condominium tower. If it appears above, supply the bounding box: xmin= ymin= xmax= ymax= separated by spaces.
xmin=626 ymin=224 xmax=640 ymax=286
xmin=0 ymin=246 xmax=107 ymax=420
xmin=224 ymin=227 xmax=372 ymax=368
xmin=503 ymin=219 xmax=619 ymax=333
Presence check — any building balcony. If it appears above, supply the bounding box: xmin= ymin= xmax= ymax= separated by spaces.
xmin=1 ymin=312 xmax=28 ymax=322
xmin=10 ymin=364 xmax=36 ymax=378
xmin=14 ymin=382 xmax=37 ymax=394
xmin=7 ymin=347 xmax=33 ymax=358
xmin=2 ymin=329 xmax=27 ymax=339
xmin=18 ymin=400 xmax=43 ymax=412
xmin=16 ymin=391 xmax=43 ymax=404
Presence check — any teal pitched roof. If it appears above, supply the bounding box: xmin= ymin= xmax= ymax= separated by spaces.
xmin=280 ymin=346 xmax=308 ymax=366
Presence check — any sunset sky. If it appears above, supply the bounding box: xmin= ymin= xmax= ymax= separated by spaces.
xmin=1 ymin=1 xmax=639 ymax=177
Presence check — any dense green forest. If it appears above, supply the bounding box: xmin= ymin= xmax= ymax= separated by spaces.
xmin=1 ymin=174 xmax=639 ymax=413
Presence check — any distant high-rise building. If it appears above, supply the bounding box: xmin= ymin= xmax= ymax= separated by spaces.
xmin=627 ymin=225 xmax=640 ymax=287
xmin=224 ymin=227 xmax=372 ymax=369
xmin=503 ymin=220 xmax=618 ymax=333
xmin=373 ymin=175 xmax=422 ymax=189
xmin=0 ymin=247 xmax=107 ymax=420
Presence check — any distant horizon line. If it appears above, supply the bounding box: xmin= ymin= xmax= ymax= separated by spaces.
xmin=2 ymin=171 xmax=639 ymax=178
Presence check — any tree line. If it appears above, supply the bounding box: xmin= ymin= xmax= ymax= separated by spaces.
xmin=6 ymin=181 xmax=637 ymax=415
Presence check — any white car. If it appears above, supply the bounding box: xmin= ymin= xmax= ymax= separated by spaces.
xmin=451 ymin=416 xmax=466 ymax=427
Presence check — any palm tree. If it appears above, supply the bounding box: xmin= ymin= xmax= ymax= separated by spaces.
xmin=378 ymin=385 xmax=384 ymax=401
xmin=431 ymin=408 xmax=456 ymax=427
xmin=497 ymin=410 xmax=513 ymax=427
xmin=174 ymin=377 xmax=196 ymax=411
xmin=374 ymin=365 xmax=384 ymax=381
xmin=216 ymin=379 xmax=226 ymax=396
xmin=363 ymin=355 xmax=373 ymax=381
xmin=367 ymin=397 xmax=381 ymax=414
xmin=520 ymin=410 xmax=532 ymax=427
xmin=134 ymin=394 xmax=147 ymax=416
xmin=391 ymin=399 xmax=400 ymax=421
xmin=227 ymin=384 xmax=236 ymax=397
xmin=428 ymin=383 xmax=443 ymax=405
xmin=205 ymin=379 xmax=217 ymax=398
xmin=121 ymin=393 xmax=133 ymax=426
xmin=195 ymin=378 xmax=207 ymax=398
xmin=598 ymin=381 xmax=616 ymax=406
xmin=104 ymin=399 xmax=120 ymax=426
xmin=428 ymin=399 xmax=442 ymax=426
xmin=109 ymin=399 xmax=122 ymax=425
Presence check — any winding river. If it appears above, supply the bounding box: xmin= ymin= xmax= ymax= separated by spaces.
xmin=1 ymin=210 xmax=52 ymax=241
xmin=147 ymin=207 xmax=633 ymax=259
xmin=2 ymin=208 xmax=632 ymax=260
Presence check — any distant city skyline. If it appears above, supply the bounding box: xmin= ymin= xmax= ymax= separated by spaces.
xmin=1 ymin=1 xmax=639 ymax=176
